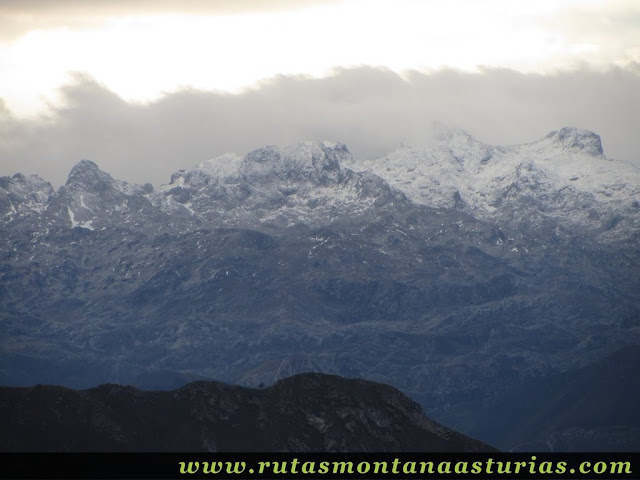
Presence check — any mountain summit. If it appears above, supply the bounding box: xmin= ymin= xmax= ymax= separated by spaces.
xmin=153 ymin=140 xmax=405 ymax=228
xmin=347 ymin=127 xmax=638 ymax=243
xmin=548 ymin=126 xmax=604 ymax=157
xmin=0 ymin=173 xmax=53 ymax=222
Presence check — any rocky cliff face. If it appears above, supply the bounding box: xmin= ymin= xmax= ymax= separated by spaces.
xmin=0 ymin=373 xmax=493 ymax=452
xmin=1 ymin=128 xmax=639 ymax=449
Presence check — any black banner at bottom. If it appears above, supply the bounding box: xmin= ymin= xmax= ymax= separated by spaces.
xmin=1 ymin=452 xmax=639 ymax=479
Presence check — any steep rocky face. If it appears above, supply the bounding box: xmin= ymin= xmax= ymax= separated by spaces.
xmin=1 ymin=129 xmax=639 ymax=450
xmin=0 ymin=373 xmax=493 ymax=452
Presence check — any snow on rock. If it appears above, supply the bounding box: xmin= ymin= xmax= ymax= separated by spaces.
xmin=3 ymin=127 xmax=638 ymax=243
xmin=345 ymin=126 xmax=639 ymax=243
xmin=152 ymin=141 xmax=401 ymax=228
xmin=0 ymin=173 xmax=54 ymax=222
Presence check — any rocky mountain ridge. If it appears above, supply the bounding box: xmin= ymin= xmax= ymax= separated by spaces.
xmin=5 ymin=128 xmax=639 ymax=244
xmin=346 ymin=126 xmax=639 ymax=244
xmin=2 ymin=141 xmax=406 ymax=234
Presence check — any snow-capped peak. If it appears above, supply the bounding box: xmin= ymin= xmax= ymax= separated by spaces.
xmin=151 ymin=140 xmax=399 ymax=227
xmin=551 ymin=126 xmax=604 ymax=157
xmin=512 ymin=127 xmax=605 ymax=160
xmin=65 ymin=160 xmax=151 ymax=197
xmin=67 ymin=159 xmax=101 ymax=177
xmin=66 ymin=159 xmax=120 ymax=192
xmin=240 ymin=141 xmax=346 ymax=185
xmin=0 ymin=172 xmax=54 ymax=221
xmin=347 ymin=125 xmax=638 ymax=243
xmin=244 ymin=141 xmax=349 ymax=175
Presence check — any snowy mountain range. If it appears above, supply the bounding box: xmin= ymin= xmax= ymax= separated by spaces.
xmin=3 ymin=126 xmax=637 ymax=244
xmin=1 ymin=126 xmax=639 ymax=450
xmin=346 ymin=126 xmax=639 ymax=244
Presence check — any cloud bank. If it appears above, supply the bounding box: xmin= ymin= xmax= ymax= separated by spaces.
xmin=1 ymin=66 xmax=639 ymax=187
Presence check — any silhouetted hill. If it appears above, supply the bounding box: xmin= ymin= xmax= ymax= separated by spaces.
xmin=0 ymin=373 xmax=493 ymax=452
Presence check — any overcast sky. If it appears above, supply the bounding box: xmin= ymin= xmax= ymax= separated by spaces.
xmin=0 ymin=0 xmax=639 ymax=187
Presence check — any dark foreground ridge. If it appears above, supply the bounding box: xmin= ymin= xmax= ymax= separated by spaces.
xmin=0 ymin=372 xmax=493 ymax=452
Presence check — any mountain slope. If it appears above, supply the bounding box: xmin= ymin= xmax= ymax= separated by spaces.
xmin=466 ymin=346 xmax=640 ymax=452
xmin=0 ymin=373 xmax=493 ymax=452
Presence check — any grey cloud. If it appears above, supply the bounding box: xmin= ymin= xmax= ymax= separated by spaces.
xmin=1 ymin=66 xmax=639 ymax=188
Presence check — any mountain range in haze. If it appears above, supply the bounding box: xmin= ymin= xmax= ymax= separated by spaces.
xmin=1 ymin=125 xmax=638 ymax=450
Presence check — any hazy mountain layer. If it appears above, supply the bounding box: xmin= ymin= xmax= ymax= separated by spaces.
xmin=464 ymin=346 xmax=640 ymax=452
xmin=1 ymin=128 xmax=639 ymax=449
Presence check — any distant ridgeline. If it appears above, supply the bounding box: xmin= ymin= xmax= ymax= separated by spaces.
xmin=1 ymin=127 xmax=639 ymax=451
